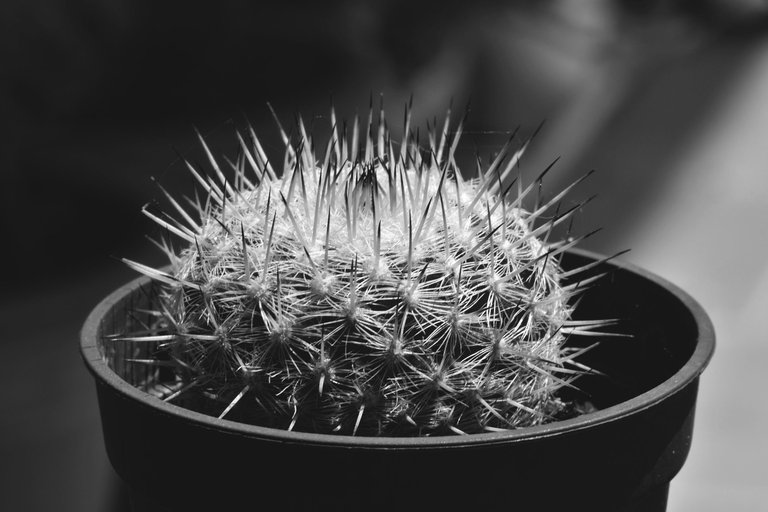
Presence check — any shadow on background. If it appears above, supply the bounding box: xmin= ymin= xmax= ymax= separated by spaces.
xmin=2 ymin=1 xmax=768 ymax=510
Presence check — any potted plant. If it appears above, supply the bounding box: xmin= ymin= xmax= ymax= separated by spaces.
xmin=81 ymin=103 xmax=714 ymax=512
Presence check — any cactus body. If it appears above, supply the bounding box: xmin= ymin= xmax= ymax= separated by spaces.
xmin=121 ymin=105 xmax=607 ymax=435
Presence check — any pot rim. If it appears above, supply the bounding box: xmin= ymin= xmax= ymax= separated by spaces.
xmin=81 ymin=248 xmax=715 ymax=449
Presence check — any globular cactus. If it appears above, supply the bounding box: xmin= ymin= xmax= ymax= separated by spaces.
xmin=119 ymin=102 xmax=610 ymax=436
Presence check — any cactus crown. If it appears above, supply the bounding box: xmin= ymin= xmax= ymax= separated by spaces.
xmin=117 ymin=102 xmax=611 ymax=436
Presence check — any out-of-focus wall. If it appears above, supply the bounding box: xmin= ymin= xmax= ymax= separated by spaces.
xmin=3 ymin=0 xmax=765 ymax=290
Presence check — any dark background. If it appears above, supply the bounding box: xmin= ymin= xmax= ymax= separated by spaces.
xmin=2 ymin=1 xmax=768 ymax=510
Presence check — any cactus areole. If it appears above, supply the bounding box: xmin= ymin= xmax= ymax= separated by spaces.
xmin=82 ymin=105 xmax=714 ymax=511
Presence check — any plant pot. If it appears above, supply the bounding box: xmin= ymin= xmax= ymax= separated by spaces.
xmin=81 ymin=248 xmax=714 ymax=512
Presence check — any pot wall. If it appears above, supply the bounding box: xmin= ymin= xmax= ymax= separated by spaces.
xmin=94 ymin=375 xmax=699 ymax=511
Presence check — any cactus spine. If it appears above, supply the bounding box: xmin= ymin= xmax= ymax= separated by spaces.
xmin=119 ymin=102 xmax=609 ymax=436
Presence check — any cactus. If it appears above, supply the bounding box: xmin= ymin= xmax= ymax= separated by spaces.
xmin=117 ymin=102 xmax=612 ymax=436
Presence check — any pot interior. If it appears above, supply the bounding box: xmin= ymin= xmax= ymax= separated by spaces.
xmin=94 ymin=250 xmax=707 ymax=429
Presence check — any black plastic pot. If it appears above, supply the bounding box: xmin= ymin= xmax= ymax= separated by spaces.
xmin=81 ymin=249 xmax=714 ymax=512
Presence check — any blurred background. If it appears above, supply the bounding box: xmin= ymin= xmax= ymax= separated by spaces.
xmin=2 ymin=0 xmax=768 ymax=510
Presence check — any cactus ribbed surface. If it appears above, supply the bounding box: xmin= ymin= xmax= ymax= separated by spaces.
xmin=118 ymin=103 xmax=610 ymax=436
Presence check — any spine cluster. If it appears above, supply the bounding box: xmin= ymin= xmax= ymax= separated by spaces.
xmin=119 ymin=103 xmax=609 ymax=436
